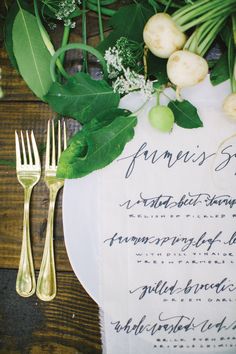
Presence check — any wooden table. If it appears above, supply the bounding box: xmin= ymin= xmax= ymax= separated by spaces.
xmin=0 ymin=3 xmax=114 ymax=352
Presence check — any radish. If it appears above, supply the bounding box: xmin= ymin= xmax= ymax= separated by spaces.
xmin=143 ymin=0 xmax=236 ymax=59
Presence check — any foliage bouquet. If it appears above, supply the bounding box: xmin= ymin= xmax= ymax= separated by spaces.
xmin=3 ymin=0 xmax=236 ymax=178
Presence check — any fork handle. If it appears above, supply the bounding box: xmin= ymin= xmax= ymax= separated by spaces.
xmin=16 ymin=187 xmax=36 ymax=297
xmin=36 ymin=187 xmax=59 ymax=301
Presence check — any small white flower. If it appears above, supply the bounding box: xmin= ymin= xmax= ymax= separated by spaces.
xmin=105 ymin=43 xmax=154 ymax=98
xmin=104 ymin=47 xmax=123 ymax=78
xmin=113 ymin=68 xmax=153 ymax=98
xmin=55 ymin=0 xmax=79 ymax=28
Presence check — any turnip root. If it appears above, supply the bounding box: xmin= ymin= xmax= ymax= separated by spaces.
xmin=223 ymin=93 xmax=236 ymax=118
xmin=143 ymin=13 xmax=186 ymax=59
xmin=167 ymin=50 xmax=208 ymax=88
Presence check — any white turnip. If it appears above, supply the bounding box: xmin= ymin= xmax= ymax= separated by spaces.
xmin=167 ymin=50 xmax=208 ymax=88
xmin=223 ymin=93 xmax=236 ymax=118
xmin=143 ymin=13 xmax=186 ymax=59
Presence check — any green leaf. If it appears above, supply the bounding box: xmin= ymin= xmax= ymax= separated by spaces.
xmin=147 ymin=52 xmax=168 ymax=87
xmin=168 ymin=100 xmax=203 ymax=129
xmin=220 ymin=24 xmax=231 ymax=47
xmin=45 ymin=72 xmax=120 ymax=124
xmin=57 ymin=114 xmax=137 ymax=178
xmin=98 ymin=3 xmax=154 ymax=53
xmin=83 ymin=108 xmax=131 ymax=132
xmin=12 ymin=6 xmax=52 ymax=100
xmin=4 ymin=2 xmax=19 ymax=70
xmin=210 ymin=51 xmax=229 ymax=86
xmin=4 ymin=0 xmax=31 ymax=70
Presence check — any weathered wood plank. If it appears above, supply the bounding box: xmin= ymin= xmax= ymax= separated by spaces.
xmin=1 ymin=49 xmax=36 ymax=101
xmin=0 ymin=269 xmax=101 ymax=354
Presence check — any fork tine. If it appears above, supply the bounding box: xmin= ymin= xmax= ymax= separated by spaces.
xmin=45 ymin=120 xmax=50 ymax=169
xmin=26 ymin=130 xmax=33 ymax=165
xmin=15 ymin=131 xmax=21 ymax=170
xmin=52 ymin=121 xmax=56 ymax=167
xmin=57 ymin=120 xmax=61 ymax=163
xmin=20 ymin=131 xmax=27 ymax=165
xmin=63 ymin=121 xmax=67 ymax=150
xmin=31 ymin=130 xmax=40 ymax=167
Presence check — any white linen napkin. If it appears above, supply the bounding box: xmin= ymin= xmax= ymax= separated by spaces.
xmin=97 ymin=77 xmax=236 ymax=354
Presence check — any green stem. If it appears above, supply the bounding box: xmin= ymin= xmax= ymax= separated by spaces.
xmin=232 ymin=14 xmax=236 ymax=47
xmin=33 ymin=0 xmax=67 ymax=78
xmin=148 ymin=0 xmax=157 ymax=13
xmin=232 ymin=15 xmax=236 ymax=93
xmin=173 ymin=0 xmax=222 ymax=23
xmin=228 ymin=31 xmax=236 ymax=93
xmin=198 ymin=18 xmax=226 ymax=56
xmin=33 ymin=0 xmax=54 ymax=55
xmin=173 ymin=0 xmax=235 ymax=30
xmin=156 ymin=90 xmax=161 ymax=106
xmin=82 ymin=0 xmax=88 ymax=73
xmin=184 ymin=27 xmax=200 ymax=53
xmin=172 ymin=0 xmax=209 ymax=20
xmin=184 ymin=16 xmax=226 ymax=56
xmin=164 ymin=0 xmax=173 ymax=13
xmin=181 ymin=4 xmax=235 ymax=32
xmin=232 ymin=60 xmax=236 ymax=93
xmin=97 ymin=0 xmax=104 ymax=41
xmin=156 ymin=0 xmax=181 ymax=8
xmin=86 ymin=2 xmax=116 ymax=16
xmin=50 ymin=43 xmax=108 ymax=82
xmin=89 ymin=0 xmax=117 ymax=4
xmin=60 ymin=26 xmax=70 ymax=64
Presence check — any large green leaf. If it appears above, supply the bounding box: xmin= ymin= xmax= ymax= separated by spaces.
xmin=12 ymin=7 xmax=52 ymax=100
xmin=45 ymin=72 xmax=120 ymax=123
xmin=98 ymin=3 xmax=154 ymax=53
xmin=168 ymin=100 xmax=203 ymax=129
xmin=4 ymin=2 xmax=20 ymax=70
xmin=83 ymin=108 xmax=131 ymax=132
xmin=57 ymin=114 xmax=137 ymax=178
xmin=4 ymin=0 xmax=32 ymax=70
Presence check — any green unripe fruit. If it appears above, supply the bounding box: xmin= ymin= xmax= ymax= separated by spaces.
xmin=148 ymin=105 xmax=174 ymax=132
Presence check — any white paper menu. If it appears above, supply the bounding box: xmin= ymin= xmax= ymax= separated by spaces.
xmin=98 ymin=77 xmax=236 ymax=354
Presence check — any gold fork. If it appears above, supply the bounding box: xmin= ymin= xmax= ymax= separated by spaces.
xmin=15 ymin=130 xmax=41 ymax=297
xmin=36 ymin=120 xmax=67 ymax=301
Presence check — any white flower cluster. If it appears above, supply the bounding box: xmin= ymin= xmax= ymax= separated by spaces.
xmin=56 ymin=0 xmax=81 ymax=28
xmin=104 ymin=47 xmax=123 ymax=79
xmin=104 ymin=46 xmax=154 ymax=98
xmin=113 ymin=69 xmax=154 ymax=98
xmin=0 ymin=68 xmax=3 ymax=99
